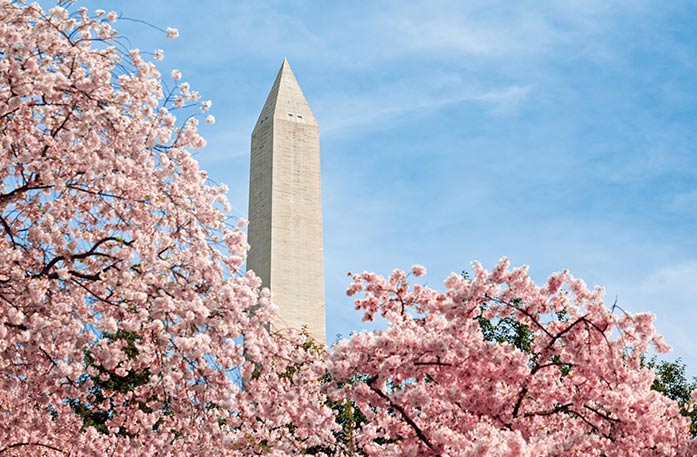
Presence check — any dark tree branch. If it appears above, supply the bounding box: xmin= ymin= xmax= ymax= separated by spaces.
xmin=0 ymin=442 xmax=66 ymax=455
xmin=36 ymin=236 xmax=133 ymax=278
xmin=366 ymin=376 xmax=436 ymax=453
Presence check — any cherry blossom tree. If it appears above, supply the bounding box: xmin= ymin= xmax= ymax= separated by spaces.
xmin=0 ymin=2 xmax=335 ymax=455
xmin=329 ymin=261 xmax=694 ymax=455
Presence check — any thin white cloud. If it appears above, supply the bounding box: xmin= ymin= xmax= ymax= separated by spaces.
xmin=319 ymin=82 xmax=530 ymax=135
xmin=475 ymin=86 xmax=531 ymax=115
xmin=201 ymin=0 xmax=657 ymax=68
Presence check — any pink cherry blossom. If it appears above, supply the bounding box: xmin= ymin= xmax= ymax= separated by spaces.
xmin=330 ymin=259 xmax=693 ymax=455
xmin=411 ymin=264 xmax=427 ymax=277
xmin=0 ymin=2 xmax=335 ymax=455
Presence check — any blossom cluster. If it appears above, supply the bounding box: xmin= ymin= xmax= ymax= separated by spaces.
xmin=329 ymin=260 xmax=694 ymax=455
xmin=0 ymin=2 xmax=334 ymax=455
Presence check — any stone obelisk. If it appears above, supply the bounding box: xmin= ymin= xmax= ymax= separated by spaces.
xmin=247 ymin=59 xmax=326 ymax=344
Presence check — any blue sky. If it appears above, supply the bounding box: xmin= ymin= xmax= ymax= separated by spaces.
xmin=66 ymin=1 xmax=697 ymax=375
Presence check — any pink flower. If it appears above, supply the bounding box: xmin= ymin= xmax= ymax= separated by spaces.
xmin=205 ymin=114 xmax=215 ymax=125
xmin=166 ymin=27 xmax=179 ymax=39
xmin=56 ymin=268 xmax=70 ymax=280
xmin=652 ymin=334 xmax=672 ymax=353
xmin=154 ymin=49 xmax=164 ymax=61
xmin=411 ymin=264 xmax=426 ymax=277
xmin=171 ymin=69 xmax=181 ymax=80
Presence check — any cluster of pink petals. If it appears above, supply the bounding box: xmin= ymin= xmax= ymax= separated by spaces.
xmin=0 ymin=2 xmax=334 ymax=455
xmin=331 ymin=258 xmax=693 ymax=455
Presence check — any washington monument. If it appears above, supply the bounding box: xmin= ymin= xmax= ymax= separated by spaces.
xmin=247 ymin=59 xmax=326 ymax=343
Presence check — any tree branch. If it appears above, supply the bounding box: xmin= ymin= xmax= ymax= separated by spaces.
xmin=0 ymin=442 xmax=66 ymax=455
xmin=366 ymin=376 xmax=436 ymax=453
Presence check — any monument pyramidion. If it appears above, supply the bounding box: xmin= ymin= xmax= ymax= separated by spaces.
xmin=247 ymin=59 xmax=326 ymax=344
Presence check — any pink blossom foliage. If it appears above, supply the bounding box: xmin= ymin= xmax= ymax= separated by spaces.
xmin=330 ymin=259 xmax=693 ymax=455
xmin=411 ymin=264 xmax=426 ymax=277
xmin=1 ymin=1 xmax=694 ymax=456
xmin=0 ymin=2 xmax=334 ymax=455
